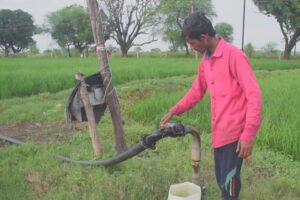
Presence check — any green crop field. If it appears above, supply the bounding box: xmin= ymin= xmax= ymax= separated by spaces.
xmin=1 ymin=57 xmax=300 ymax=99
xmin=0 ymin=56 xmax=300 ymax=200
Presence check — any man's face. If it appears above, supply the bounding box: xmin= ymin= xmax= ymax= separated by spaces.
xmin=186 ymin=35 xmax=208 ymax=54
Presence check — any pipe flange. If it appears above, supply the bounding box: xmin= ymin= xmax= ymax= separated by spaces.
xmin=141 ymin=134 xmax=156 ymax=150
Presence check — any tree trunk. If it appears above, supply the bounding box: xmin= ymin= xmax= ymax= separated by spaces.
xmin=86 ymin=46 xmax=89 ymax=57
xmin=67 ymin=45 xmax=71 ymax=57
xmin=4 ymin=47 xmax=9 ymax=57
xmin=86 ymin=0 xmax=127 ymax=153
xmin=283 ymin=39 xmax=297 ymax=60
xmin=283 ymin=46 xmax=291 ymax=59
xmin=184 ymin=43 xmax=189 ymax=55
xmin=120 ymin=45 xmax=128 ymax=57
xmin=279 ymin=22 xmax=300 ymax=60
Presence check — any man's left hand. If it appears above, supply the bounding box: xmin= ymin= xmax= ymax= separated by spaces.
xmin=236 ymin=140 xmax=253 ymax=159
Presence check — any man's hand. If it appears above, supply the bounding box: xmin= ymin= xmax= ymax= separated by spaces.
xmin=160 ymin=112 xmax=174 ymax=128
xmin=236 ymin=140 xmax=253 ymax=159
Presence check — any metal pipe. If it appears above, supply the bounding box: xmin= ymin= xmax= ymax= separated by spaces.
xmin=185 ymin=125 xmax=201 ymax=185
xmin=0 ymin=135 xmax=23 ymax=145
xmin=241 ymin=0 xmax=246 ymax=51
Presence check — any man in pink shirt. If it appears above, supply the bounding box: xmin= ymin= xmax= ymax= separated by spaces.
xmin=160 ymin=13 xmax=262 ymax=200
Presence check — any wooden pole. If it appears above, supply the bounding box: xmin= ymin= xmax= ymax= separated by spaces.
xmin=75 ymin=73 xmax=102 ymax=157
xmin=242 ymin=0 xmax=246 ymax=51
xmin=86 ymin=0 xmax=127 ymax=153
xmin=191 ymin=0 xmax=198 ymax=60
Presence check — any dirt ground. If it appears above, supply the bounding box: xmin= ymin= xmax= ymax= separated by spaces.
xmin=0 ymin=122 xmax=76 ymax=147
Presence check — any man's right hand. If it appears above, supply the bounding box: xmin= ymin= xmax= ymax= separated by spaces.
xmin=160 ymin=111 xmax=174 ymax=128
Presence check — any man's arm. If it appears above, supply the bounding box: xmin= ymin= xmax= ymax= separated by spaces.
xmin=230 ymin=49 xmax=262 ymax=158
xmin=160 ymin=63 xmax=207 ymax=127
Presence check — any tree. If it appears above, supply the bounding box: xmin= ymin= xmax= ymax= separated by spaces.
xmin=159 ymin=0 xmax=216 ymax=55
xmin=262 ymin=41 xmax=278 ymax=57
xmin=134 ymin=46 xmax=142 ymax=58
xmin=151 ymin=48 xmax=161 ymax=52
xmin=134 ymin=46 xmax=142 ymax=52
xmin=244 ymin=43 xmax=255 ymax=58
xmin=46 ymin=5 xmax=94 ymax=57
xmin=253 ymin=0 xmax=300 ymax=59
xmin=162 ymin=20 xmax=186 ymax=52
xmin=28 ymin=42 xmax=39 ymax=54
xmin=100 ymin=0 xmax=159 ymax=56
xmin=214 ymin=22 xmax=234 ymax=43
xmin=0 ymin=9 xmax=36 ymax=56
xmin=107 ymin=44 xmax=119 ymax=53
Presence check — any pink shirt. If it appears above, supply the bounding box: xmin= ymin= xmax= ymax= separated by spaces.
xmin=170 ymin=38 xmax=262 ymax=148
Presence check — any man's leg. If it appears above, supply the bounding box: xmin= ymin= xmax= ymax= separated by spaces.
xmin=214 ymin=141 xmax=243 ymax=200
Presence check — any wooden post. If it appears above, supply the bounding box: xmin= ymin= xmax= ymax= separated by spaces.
xmin=86 ymin=0 xmax=127 ymax=153
xmin=191 ymin=0 xmax=198 ymax=60
xmin=76 ymin=72 xmax=102 ymax=157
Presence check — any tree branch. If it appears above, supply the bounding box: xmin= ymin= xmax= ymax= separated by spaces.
xmin=176 ymin=8 xmax=183 ymax=29
xmin=279 ymin=20 xmax=288 ymax=44
xmin=133 ymin=38 xmax=157 ymax=46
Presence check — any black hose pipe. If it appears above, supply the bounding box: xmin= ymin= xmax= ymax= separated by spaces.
xmin=56 ymin=123 xmax=190 ymax=166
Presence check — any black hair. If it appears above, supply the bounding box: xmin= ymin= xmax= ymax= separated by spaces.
xmin=181 ymin=12 xmax=216 ymax=39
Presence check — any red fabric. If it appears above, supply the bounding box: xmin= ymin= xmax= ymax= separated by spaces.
xmin=232 ymin=177 xmax=236 ymax=197
xmin=170 ymin=38 xmax=262 ymax=148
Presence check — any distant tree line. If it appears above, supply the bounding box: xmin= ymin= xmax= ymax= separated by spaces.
xmin=0 ymin=0 xmax=299 ymax=59
xmin=0 ymin=9 xmax=36 ymax=56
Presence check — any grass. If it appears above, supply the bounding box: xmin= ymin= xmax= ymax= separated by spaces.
xmin=128 ymin=71 xmax=300 ymax=161
xmin=1 ymin=126 xmax=300 ymax=200
xmin=1 ymin=56 xmax=300 ymax=99
xmin=1 ymin=57 xmax=300 ymax=199
xmin=256 ymin=70 xmax=300 ymax=160
xmin=0 ymin=57 xmax=198 ymax=99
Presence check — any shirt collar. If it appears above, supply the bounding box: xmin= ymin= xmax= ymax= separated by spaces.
xmin=205 ymin=37 xmax=225 ymax=59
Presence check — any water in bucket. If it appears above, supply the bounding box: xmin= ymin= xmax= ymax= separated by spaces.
xmin=168 ymin=182 xmax=201 ymax=200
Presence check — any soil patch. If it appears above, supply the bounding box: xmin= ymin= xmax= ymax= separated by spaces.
xmin=0 ymin=122 xmax=74 ymax=147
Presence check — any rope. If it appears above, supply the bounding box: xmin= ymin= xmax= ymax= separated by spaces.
xmin=100 ymin=70 xmax=120 ymax=107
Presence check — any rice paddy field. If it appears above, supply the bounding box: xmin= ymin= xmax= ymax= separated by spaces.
xmin=0 ymin=56 xmax=300 ymax=199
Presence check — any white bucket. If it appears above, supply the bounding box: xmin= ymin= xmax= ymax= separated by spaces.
xmin=168 ymin=182 xmax=202 ymax=200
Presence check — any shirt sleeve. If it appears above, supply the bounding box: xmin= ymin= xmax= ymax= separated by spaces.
xmin=230 ymin=49 xmax=262 ymax=142
xmin=170 ymin=62 xmax=207 ymax=116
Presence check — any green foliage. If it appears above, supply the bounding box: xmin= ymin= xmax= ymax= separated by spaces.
xmin=0 ymin=9 xmax=36 ymax=56
xmin=252 ymin=0 xmax=300 ymax=59
xmin=133 ymin=47 xmax=142 ymax=52
xmin=1 ymin=57 xmax=300 ymax=100
xmin=244 ymin=43 xmax=255 ymax=58
xmin=253 ymin=0 xmax=300 ymax=27
xmin=46 ymin=5 xmax=93 ymax=57
xmin=256 ymin=70 xmax=300 ymax=160
xmin=27 ymin=42 xmax=40 ymax=54
xmin=214 ymin=22 xmax=234 ymax=43
xmin=159 ymin=0 xmax=216 ymax=53
xmin=1 ymin=67 xmax=300 ymax=199
xmin=0 ymin=57 xmax=198 ymax=99
xmin=262 ymin=42 xmax=278 ymax=54
xmin=128 ymin=70 xmax=300 ymax=161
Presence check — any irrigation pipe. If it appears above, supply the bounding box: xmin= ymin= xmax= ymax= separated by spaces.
xmin=0 ymin=123 xmax=201 ymax=184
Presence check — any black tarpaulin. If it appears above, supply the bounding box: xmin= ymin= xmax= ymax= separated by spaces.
xmin=66 ymin=72 xmax=107 ymax=124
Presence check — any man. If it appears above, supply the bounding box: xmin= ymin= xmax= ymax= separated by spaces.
xmin=160 ymin=12 xmax=262 ymax=200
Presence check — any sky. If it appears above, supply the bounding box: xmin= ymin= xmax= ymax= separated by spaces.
xmin=0 ymin=0 xmax=286 ymax=52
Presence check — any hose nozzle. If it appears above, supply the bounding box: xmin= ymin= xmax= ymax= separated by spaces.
xmin=142 ymin=123 xmax=187 ymax=149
